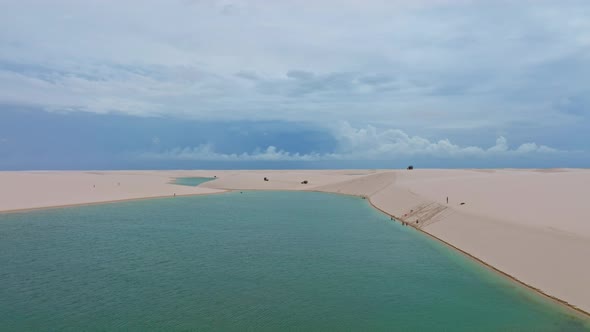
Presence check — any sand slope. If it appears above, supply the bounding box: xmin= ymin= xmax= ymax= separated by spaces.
xmin=1 ymin=169 xmax=589 ymax=314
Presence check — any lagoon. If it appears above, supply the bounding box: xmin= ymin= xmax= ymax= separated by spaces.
xmin=0 ymin=191 xmax=587 ymax=331
xmin=171 ymin=177 xmax=215 ymax=187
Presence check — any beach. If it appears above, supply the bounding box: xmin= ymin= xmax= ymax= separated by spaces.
xmin=1 ymin=169 xmax=589 ymax=315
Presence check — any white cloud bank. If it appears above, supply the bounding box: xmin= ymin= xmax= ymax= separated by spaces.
xmin=143 ymin=122 xmax=558 ymax=162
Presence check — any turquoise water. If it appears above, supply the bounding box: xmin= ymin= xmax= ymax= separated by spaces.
xmin=171 ymin=177 xmax=215 ymax=186
xmin=0 ymin=191 xmax=588 ymax=331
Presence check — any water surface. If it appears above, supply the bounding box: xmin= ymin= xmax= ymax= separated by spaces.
xmin=171 ymin=177 xmax=215 ymax=187
xmin=0 ymin=191 xmax=587 ymax=331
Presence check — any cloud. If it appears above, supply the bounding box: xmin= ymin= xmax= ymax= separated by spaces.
xmin=1 ymin=1 xmax=589 ymax=129
xmin=515 ymin=142 xmax=556 ymax=154
xmin=1 ymin=0 xmax=589 ymax=158
xmin=146 ymin=144 xmax=322 ymax=162
xmin=487 ymin=136 xmax=509 ymax=153
xmin=358 ymin=73 xmax=396 ymax=86
xmin=286 ymin=70 xmax=315 ymax=80
xmin=143 ymin=122 xmax=559 ymax=161
xmin=554 ymin=95 xmax=590 ymax=116
xmin=235 ymin=71 xmax=261 ymax=81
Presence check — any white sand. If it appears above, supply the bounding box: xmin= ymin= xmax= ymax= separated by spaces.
xmin=0 ymin=170 xmax=224 ymax=212
xmin=1 ymin=169 xmax=589 ymax=314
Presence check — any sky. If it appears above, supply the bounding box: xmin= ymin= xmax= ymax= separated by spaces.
xmin=0 ymin=0 xmax=589 ymax=169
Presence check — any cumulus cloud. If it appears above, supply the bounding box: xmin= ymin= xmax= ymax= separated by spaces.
xmin=143 ymin=122 xmax=558 ymax=161
xmin=147 ymin=144 xmax=322 ymax=161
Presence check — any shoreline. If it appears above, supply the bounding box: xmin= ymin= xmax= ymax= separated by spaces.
xmin=365 ymin=196 xmax=590 ymax=320
xmin=1 ymin=187 xmax=588 ymax=321
xmin=0 ymin=190 xmax=229 ymax=215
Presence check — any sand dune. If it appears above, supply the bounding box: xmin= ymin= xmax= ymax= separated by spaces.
xmin=1 ymin=169 xmax=589 ymax=315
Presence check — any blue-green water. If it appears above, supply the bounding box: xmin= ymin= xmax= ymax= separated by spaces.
xmin=0 ymin=191 xmax=588 ymax=331
xmin=171 ymin=177 xmax=215 ymax=187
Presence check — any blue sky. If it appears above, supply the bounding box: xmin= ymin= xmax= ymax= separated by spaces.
xmin=1 ymin=0 xmax=589 ymax=169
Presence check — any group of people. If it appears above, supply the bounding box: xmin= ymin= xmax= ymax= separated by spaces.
xmin=391 ymin=216 xmax=411 ymax=227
